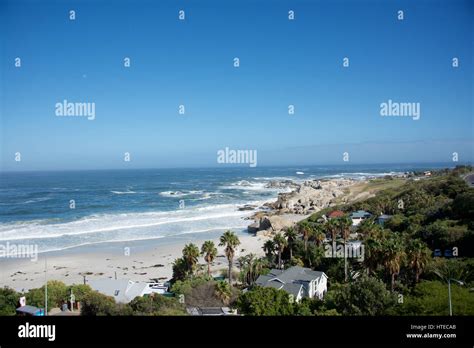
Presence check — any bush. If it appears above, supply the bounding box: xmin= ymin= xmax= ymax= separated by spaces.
xmin=236 ymin=286 xmax=296 ymax=316
xmin=0 ymin=287 xmax=20 ymax=316
xmin=67 ymin=284 xmax=94 ymax=303
xmin=128 ymin=294 xmax=186 ymax=316
xmin=326 ymin=277 xmax=397 ymax=316
xmin=171 ymin=277 xmax=239 ymax=307
xmin=452 ymin=191 xmax=474 ymax=221
xmin=25 ymin=280 xmax=68 ymax=310
xmin=395 ymin=280 xmax=474 ymax=315
xmin=170 ymin=277 xmax=210 ymax=296
xmin=81 ymin=291 xmax=131 ymax=316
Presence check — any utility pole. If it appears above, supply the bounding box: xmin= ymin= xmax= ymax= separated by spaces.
xmin=448 ymin=278 xmax=464 ymax=316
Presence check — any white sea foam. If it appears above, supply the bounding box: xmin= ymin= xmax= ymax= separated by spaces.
xmin=0 ymin=201 xmax=267 ymax=251
xmin=318 ymin=172 xmax=404 ymax=180
xmin=159 ymin=190 xmax=204 ymax=198
xmin=22 ymin=197 xmax=52 ymax=204
xmin=189 ymin=192 xmax=220 ymax=200
xmin=220 ymin=181 xmax=268 ymax=191
xmin=30 ymin=224 xmax=250 ymax=254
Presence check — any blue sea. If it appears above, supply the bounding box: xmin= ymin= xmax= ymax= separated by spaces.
xmin=0 ymin=164 xmax=451 ymax=253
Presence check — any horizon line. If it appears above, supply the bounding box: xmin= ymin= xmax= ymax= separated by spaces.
xmin=1 ymin=161 xmax=471 ymax=174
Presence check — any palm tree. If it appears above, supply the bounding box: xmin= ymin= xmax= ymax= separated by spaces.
xmin=338 ymin=216 xmax=352 ymax=282
xmin=219 ymin=230 xmax=241 ymax=284
xmin=364 ymin=235 xmax=383 ymax=275
xmin=311 ymin=224 xmax=326 ymax=247
xmin=273 ymin=233 xmax=288 ymax=269
xmin=182 ymin=243 xmax=200 ymax=277
xmin=358 ymin=218 xmax=379 ymax=238
xmin=252 ymin=258 xmax=267 ymax=282
xmin=407 ymin=239 xmax=431 ymax=283
xmin=382 ymin=235 xmax=406 ymax=291
xmin=431 ymin=259 xmax=469 ymax=284
xmin=299 ymin=221 xmax=313 ymax=251
xmin=238 ymin=253 xmax=266 ymax=286
xmin=238 ymin=254 xmax=253 ymax=286
xmin=201 ymin=240 xmax=218 ymax=278
xmin=263 ymin=239 xmax=275 ymax=261
xmin=238 ymin=254 xmax=267 ymax=286
xmin=214 ymin=280 xmax=232 ymax=305
xmin=172 ymin=257 xmax=189 ymax=281
xmin=284 ymin=227 xmax=297 ymax=260
xmin=307 ymin=244 xmax=325 ymax=269
xmin=326 ymin=218 xmax=340 ymax=256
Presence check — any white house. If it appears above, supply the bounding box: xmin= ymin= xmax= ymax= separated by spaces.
xmin=255 ymin=266 xmax=328 ymax=302
xmin=88 ymin=279 xmax=168 ymax=303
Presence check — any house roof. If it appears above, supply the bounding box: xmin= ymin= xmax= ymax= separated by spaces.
xmin=377 ymin=214 xmax=392 ymax=220
xmin=267 ymin=269 xmax=284 ymax=277
xmin=281 ymin=283 xmax=303 ymax=298
xmin=88 ymin=279 xmax=148 ymax=303
xmin=255 ymin=266 xmax=327 ymax=297
xmin=328 ymin=210 xmax=344 ymax=218
xmin=16 ymin=305 xmax=43 ymax=315
xmin=273 ymin=266 xmax=325 ymax=283
xmin=265 ymin=281 xmax=286 ymax=290
xmin=350 ymin=210 xmax=372 ymax=218
xmin=255 ymin=275 xmax=273 ymax=287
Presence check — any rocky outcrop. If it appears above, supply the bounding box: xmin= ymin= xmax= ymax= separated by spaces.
xmin=261 ymin=215 xmax=294 ymax=231
xmin=247 ymin=178 xmax=357 ymax=236
xmin=270 ymin=179 xmax=354 ymax=215
xmin=248 ymin=215 xmax=296 ymax=236
xmin=247 ymin=222 xmax=260 ymax=234
xmin=265 ymin=180 xmax=299 ymax=190
xmin=238 ymin=204 xmax=257 ymax=211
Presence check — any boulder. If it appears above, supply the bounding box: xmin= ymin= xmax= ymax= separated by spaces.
xmin=247 ymin=222 xmax=260 ymax=234
xmin=259 ymin=215 xmax=294 ymax=232
xmin=239 ymin=204 xmax=257 ymax=211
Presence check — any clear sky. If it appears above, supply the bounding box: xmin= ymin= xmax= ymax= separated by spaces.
xmin=1 ymin=0 xmax=472 ymax=171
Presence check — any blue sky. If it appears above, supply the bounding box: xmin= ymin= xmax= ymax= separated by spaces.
xmin=1 ymin=0 xmax=472 ymax=171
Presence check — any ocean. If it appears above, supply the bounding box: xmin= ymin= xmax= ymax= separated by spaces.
xmin=0 ymin=164 xmax=450 ymax=253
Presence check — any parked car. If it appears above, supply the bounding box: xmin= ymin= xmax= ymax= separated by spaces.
xmin=444 ymin=249 xmax=453 ymax=258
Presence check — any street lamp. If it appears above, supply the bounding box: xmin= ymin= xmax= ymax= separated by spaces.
xmin=448 ymin=278 xmax=464 ymax=316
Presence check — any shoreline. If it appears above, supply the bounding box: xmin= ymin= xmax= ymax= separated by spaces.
xmin=0 ymin=176 xmax=366 ymax=292
xmin=0 ymin=230 xmax=271 ymax=292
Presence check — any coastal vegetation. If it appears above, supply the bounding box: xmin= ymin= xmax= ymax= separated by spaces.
xmin=165 ymin=165 xmax=474 ymax=316
xmin=239 ymin=166 xmax=474 ymax=316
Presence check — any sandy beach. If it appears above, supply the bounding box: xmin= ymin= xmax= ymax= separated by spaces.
xmin=0 ymin=232 xmax=271 ymax=292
